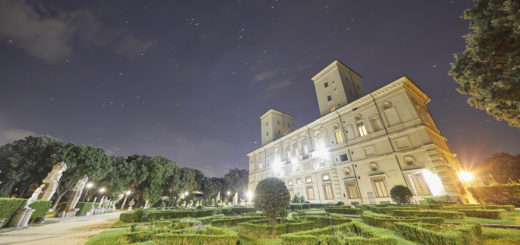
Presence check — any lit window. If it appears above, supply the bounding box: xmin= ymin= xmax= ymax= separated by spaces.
xmin=327 ymin=95 xmax=332 ymax=101
xmin=408 ymin=173 xmax=431 ymax=196
xmin=372 ymin=179 xmax=389 ymax=197
xmin=323 ymin=183 xmax=333 ymax=200
xmin=305 ymin=176 xmax=312 ymax=184
xmin=322 ymin=174 xmax=330 ymax=181
xmin=324 ymin=82 xmax=329 ymax=88
xmin=340 ymin=154 xmax=348 ymax=161
xmin=296 ymin=177 xmax=303 ymax=184
xmin=334 ymin=126 xmax=344 ymax=144
xmin=357 ymin=122 xmax=367 ymax=137
xmin=306 ymin=187 xmax=315 ymax=200
xmin=287 ymin=180 xmax=293 ymax=186
xmin=345 ymin=181 xmax=360 ymax=199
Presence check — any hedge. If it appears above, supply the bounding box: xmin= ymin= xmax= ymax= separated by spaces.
xmin=303 ymin=215 xmax=351 ymax=227
xmin=75 ymin=202 xmax=94 ymax=216
xmin=366 ymin=205 xmax=420 ymax=214
xmin=28 ymin=200 xmax=52 ymax=222
xmin=468 ymin=184 xmax=520 ymax=206
xmin=324 ymin=207 xmax=363 ymax=215
xmin=457 ymin=209 xmax=506 ymax=219
xmin=281 ymin=222 xmax=397 ymax=245
xmin=361 ymin=214 xmax=444 ymax=229
xmin=485 ymin=205 xmax=515 ymax=212
xmin=124 ymin=230 xmax=154 ymax=243
xmin=221 ymin=207 xmax=256 ymax=216
xmin=153 ymin=227 xmax=238 ymax=245
xmin=0 ymin=198 xmax=27 ymax=227
xmin=238 ymin=220 xmax=315 ymax=238
xmin=120 ymin=209 xmax=213 ymax=222
xmin=392 ymin=210 xmax=464 ymax=219
xmin=394 ymin=222 xmax=481 ymax=245
xmin=210 ymin=216 xmax=263 ymax=227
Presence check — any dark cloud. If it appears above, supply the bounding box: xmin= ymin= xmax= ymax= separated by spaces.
xmin=0 ymin=0 xmax=156 ymax=63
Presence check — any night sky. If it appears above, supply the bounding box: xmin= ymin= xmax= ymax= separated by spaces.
xmin=1 ymin=0 xmax=519 ymax=177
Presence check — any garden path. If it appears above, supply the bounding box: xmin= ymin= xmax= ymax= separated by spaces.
xmin=0 ymin=212 xmax=121 ymax=245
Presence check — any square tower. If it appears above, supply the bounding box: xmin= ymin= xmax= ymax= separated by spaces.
xmin=260 ymin=109 xmax=294 ymax=145
xmin=311 ymin=60 xmax=364 ymax=116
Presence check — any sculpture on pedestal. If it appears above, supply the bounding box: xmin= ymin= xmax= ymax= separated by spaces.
xmin=128 ymin=199 xmax=135 ymax=211
xmin=38 ymin=162 xmax=67 ymax=201
xmin=60 ymin=175 xmax=88 ymax=218
xmin=233 ymin=192 xmax=238 ymax=206
xmin=86 ymin=197 xmax=98 ymax=216
xmin=9 ymin=185 xmax=43 ymax=228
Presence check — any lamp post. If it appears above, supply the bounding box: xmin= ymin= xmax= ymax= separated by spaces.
xmin=82 ymin=182 xmax=94 ymax=202
xmin=121 ymin=190 xmax=131 ymax=210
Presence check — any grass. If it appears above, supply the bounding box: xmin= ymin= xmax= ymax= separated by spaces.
xmin=84 ymin=228 xmax=127 ymax=245
xmin=350 ymin=217 xmax=416 ymax=245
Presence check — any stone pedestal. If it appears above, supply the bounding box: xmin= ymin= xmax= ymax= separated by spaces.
xmin=8 ymin=208 xmax=34 ymax=228
xmin=60 ymin=175 xmax=88 ymax=218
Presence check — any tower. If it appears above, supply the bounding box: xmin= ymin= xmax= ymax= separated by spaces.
xmin=311 ymin=60 xmax=364 ymax=116
xmin=260 ymin=109 xmax=294 ymax=145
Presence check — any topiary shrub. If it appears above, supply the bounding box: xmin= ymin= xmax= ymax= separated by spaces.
xmin=390 ymin=185 xmax=413 ymax=204
xmin=336 ymin=201 xmax=344 ymax=206
xmin=254 ymin=177 xmax=290 ymax=224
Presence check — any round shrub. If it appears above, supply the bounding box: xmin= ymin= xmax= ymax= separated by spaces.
xmin=336 ymin=201 xmax=344 ymax=206
xmin=254 ymin=177 xmax=290 ymax=223
xmin=390 ymin=185 xmax=413 ymax=204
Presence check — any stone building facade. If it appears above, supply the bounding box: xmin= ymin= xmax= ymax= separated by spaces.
xmin=247 ymin=60 xmax=473 ymax=205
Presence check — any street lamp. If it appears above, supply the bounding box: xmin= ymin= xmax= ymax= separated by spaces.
xmin=82 ymin=182 xmax=95 ymax=202
xmin=99 ymin=187 xmax=106 ymax=193
xmin=458 ymin=171 xmax=474 ymax=182
xmin=184 ymin=191 xmax=189 ymax=196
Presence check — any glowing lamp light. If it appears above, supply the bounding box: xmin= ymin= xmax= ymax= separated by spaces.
xmin=86 ymin=182 xmax=94 ymax=189
xmin=99 ymin=187 xmax=106 ymax=193
xmin=291 ymin=157 xmax=299 ymax=165
xmin=184 ymin=191 xmax=189 ymax=196
xmin=458 ymin=171 xmax=473 ymax=182
xmin=246 ymin=191 xmax=253 ymax=200
xmin=126 ymin=190 xmax=131 ymax=195
xmin=422 ymin=169 xmax=446 ymax=196
xmin=272 ymin=159 xmax=282 ymax=174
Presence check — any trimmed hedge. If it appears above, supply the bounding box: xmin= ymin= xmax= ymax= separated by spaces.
xmin=485 ymin=205 xmax=515 ymax=212
xmin=120 ymin=209 xmax=213 ymax=223
xmin=324 ymin=207 xmax=363 ymax=215
xmin=282 ymin=222 xmax=397 ymax=245
xmin=75 ymin=202 xmax=94 ymax=216
xmin=29 ymin=200 xmax=52 ymax=222
xmin=394 ymin=222 xmax=481 ymax=245
xmin=361 ymin=214 xmax=444 ymax=229
xmin=153 ymin=226 xmax=238 ymax=245
xmin=392 ymin=210 xmax=464 ymax=219
xmin=221 ymin=207 xmax=256 ymax=216
xmin=0 ymin=198 xmax=27 ymax=227
xmin=124 ymin=230 xmax=154 ymax=243
xmin=458 ymin=209 xmax=506 ymax=219
xmin=367 ymin=205 xmax=420 ymax=214
xmin=238 ymin=220 xmax=315 ymax=238
xmin=210 ymin=216 xmax=263 ymax=227
xmin=303 ymin=215 xmax=351 ymax=227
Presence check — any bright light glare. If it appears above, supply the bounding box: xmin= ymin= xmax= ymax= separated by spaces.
xmin=314 ymin=144 xmax=329 ymax=159
xmin=422 ymin=169 xmax=446 ymax=196
xmin=458 ymin=171 xmax=473 ymax=182
xmin=86 ymin=182 xmax=94 ymax=189
xmin=184 ymin=191 xmax=189 ymax=196
xmin=246 ymin=191 xmax=253 ymax=200
xmin=126 ymin=190 xmax=131 ymax=195
xmin=272 ymin=158 xmax=282 ymax=173
xmin=291 ymin=157 xmax=299 ymax=165
xmin=99 ymin=187 xmax=106 ymax=193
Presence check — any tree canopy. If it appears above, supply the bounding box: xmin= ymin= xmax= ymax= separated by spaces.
xmin=254 ymin=177 xmax=290 ymax=223
xmin=474 ymin=152 xmax=520 ymax=184
xmin=450 ymin=0 xmax=520 ymax=128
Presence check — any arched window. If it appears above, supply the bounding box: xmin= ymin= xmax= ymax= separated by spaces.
xmin=334 ymin=125 xmax=344 ymax=144
xmin=301 ymin=139 xmax=309 ymax=155
xmin=315 ymin=131 xmax=323 ymax=146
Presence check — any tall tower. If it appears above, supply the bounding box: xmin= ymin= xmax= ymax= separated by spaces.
xmin=260 ymin=109 xmax=294 ymax=145
xmin=311 ymin=60 xmax=364 ymax=116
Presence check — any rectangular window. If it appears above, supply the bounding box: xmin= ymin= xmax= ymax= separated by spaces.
xmin=323 ymin=183 xmax=334 ymax=200
xmin=372 ymin=179 xmax=389 ymax=197
xmin=357 ymin=122 xmax=368 ymax=137
xmin=306 ymin=187 xmax=315 ymax=200
xmin=345 ymin=181 xmax=360 ymax=199
xmin=296 ymin=177 xmax=303 ymax=184
xmin=327 ymin=95 xmax=332 ymax=101
xmin=324 ymin=82 xmax=328 ymax=88
xmin=340 ymin=154 xmax=348 ymax=161
xmin=408 ymin=173 xmax=431 ymax=196
xmin=305 ymin=176 xmax=312 ymax=184
xmin=335 ymin=129 xmax=344 ymax=143
xmin=322 ymin=173 xmax=330 ymax=181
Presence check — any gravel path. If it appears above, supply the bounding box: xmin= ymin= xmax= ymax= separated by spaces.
xmin=0 ymin=212 xmax=121 ymax=245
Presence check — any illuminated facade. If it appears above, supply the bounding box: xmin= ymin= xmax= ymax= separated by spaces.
xmin=247 ymin=60 xmax=473 ymax=205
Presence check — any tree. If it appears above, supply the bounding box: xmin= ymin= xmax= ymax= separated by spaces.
xmin=222 ymin=168 xmax=249 ymax=199
xmin=450 ymin=0 xmax=520 ymax=128
xmin=474 ymin=152 xmax=520 ymax=184
xmin=254 ymin=177 xmax=290 ymax=224
xmin=100 ymin=156 xmax=137 ymax=199
xmin=390 ymin=185 xmax=413 ymax=204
